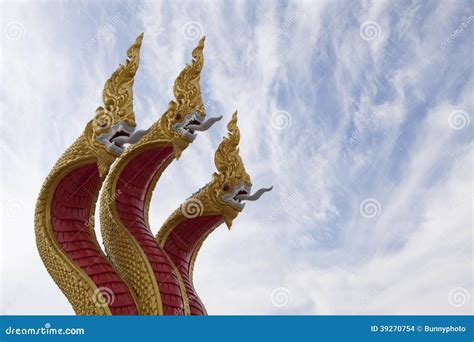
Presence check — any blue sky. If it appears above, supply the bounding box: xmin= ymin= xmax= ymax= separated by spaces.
xmin=1 ymin=0 xmax=472 ymax=315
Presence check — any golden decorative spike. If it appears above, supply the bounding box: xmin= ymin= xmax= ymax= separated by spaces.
xmin=101 ymin=33 xmax=143 ymax=126
xmin=134 ymin=36 xmax=208 ymax=159
xmin=173 ymin=36 xmax=205 ymax=116
xmin=87 ymin=33 xmax=144 ymax=176
xmin=213 ymin=111 xmax=251 ymax=185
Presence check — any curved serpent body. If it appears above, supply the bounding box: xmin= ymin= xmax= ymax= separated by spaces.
xmin=156 ymin=112 xmax=272 ymax=315
xmin=99 ymin=38 xmax=221 ymax=315
xmin=100 ymin=141 xmax=184 ymax=315
xmin=34 ymin=35 xmax=143 ymax=315
xmin=157 ymin=212 xmax=222 ymax=315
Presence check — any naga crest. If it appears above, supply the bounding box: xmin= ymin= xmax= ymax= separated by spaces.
xmin=85 ymin=33 xmax=144 ymax=175
xmin=195 ymin=112 xmax=272 ymax=228
xmin=140 ymin=36 xmax=222 ymax=158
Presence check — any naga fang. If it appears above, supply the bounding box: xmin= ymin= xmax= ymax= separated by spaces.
xmin=99 ymin=37 xmax=222 ymax=315
xmin=155 ymin=111 xmax=272 ymax=315
xmin=34 ymin=34 xmax=145 ymax=315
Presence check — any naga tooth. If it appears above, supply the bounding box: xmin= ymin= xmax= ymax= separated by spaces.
xmin=187 ymin=115 xmax=223 ymax=132
xmin=235 ymin=186 xmax=273 ymax=202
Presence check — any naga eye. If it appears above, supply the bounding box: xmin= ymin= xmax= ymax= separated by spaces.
xmin=175 ymin=113 xmax=181 ymax=120
xmin=223 ymin=184 xmax=229 ymax=191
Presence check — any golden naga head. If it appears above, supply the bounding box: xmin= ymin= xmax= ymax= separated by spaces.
xmin=196 ymin=112 xmax=272 ymax=228
xmin=144 ymin=37 xmax=222 ymax=158
xmin=84 ymin=33 xmax=143 ymax=174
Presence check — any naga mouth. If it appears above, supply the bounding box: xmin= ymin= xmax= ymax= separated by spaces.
xmin=173 ymin=112 xmax=222 ymax=142
xmin=222 ymin=182 xmax=251 ymax=210
xmin=109 ymin=130 xmax=130 ymax=148
xmin=234 ymin=187 xmax=273 ymax=202
xmin=96 ymin=121 xmax=136 ymax=155
xmin=184 ymin=118 xmax=201 ymax=134
xmin=233 ymin=190 xmax=248 ymax=204
xmin=222 ymin=182 xmax=273 ymax=210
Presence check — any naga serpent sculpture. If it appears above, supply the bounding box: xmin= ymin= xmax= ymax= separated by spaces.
xmin=156 ymin=112 xmax=272 ymax=315
xmin=35 ymin=34 xmax=271 ymax=315
xmin=99 ymin=36 xmax=222 ymax=315
xmin=34 ymin=34 xmax=145 ymax=315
